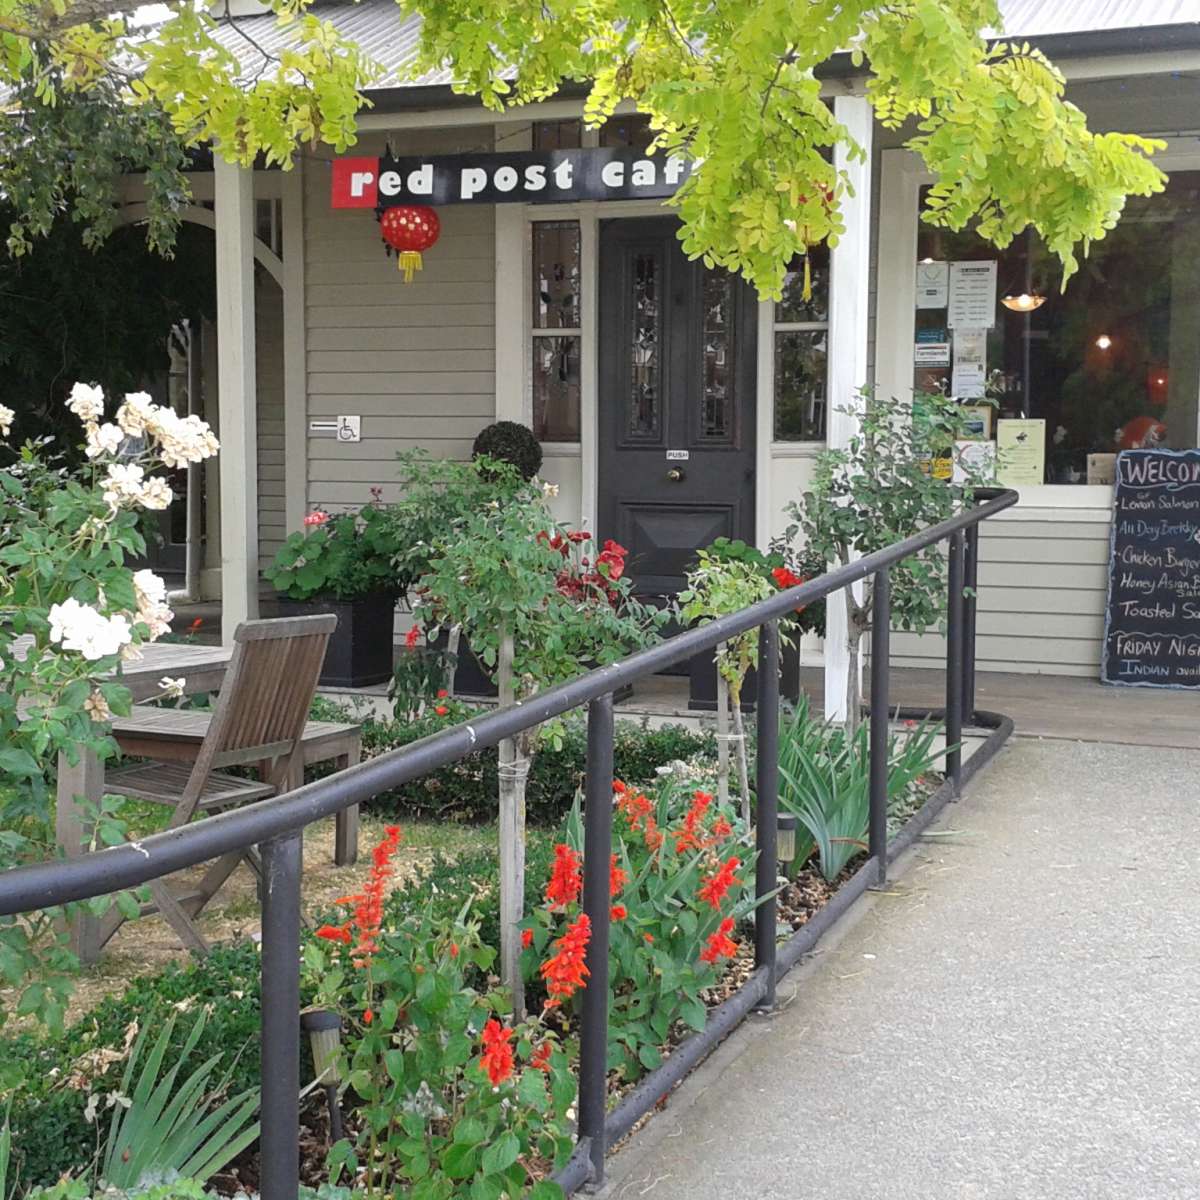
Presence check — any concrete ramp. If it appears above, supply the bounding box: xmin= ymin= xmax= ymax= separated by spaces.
xmin=599 ymin=740 xmax=1200 ymax=1200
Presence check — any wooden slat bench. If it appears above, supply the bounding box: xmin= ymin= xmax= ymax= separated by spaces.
xmin=111 ymin=706 xmax=363 ymax=866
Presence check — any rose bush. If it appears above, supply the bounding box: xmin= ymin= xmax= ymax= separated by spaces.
xmin=0 ymin=382 xmax=217 ymax=1027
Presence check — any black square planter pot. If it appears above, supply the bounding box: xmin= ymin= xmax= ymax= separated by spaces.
xmin=276 ymin=592 xmax=396 ymax=688
xmin=688 ymin=639 xmax=803 ymax=712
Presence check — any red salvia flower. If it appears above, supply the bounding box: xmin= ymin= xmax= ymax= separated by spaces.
xmin=710 ymin=815 xmax=733 ymax=840
xmin=609 ymin=854 xmax=627 ymax=898
xmin=540 ymin=912 xmax=591 ymax=1008
xmin=545 ymin=843 xmax=583 ymax=910
xmin=479 ymin=1019 xmax=515 ymax=1086
xmin=610 ymin=904 xmax=627 ymax=921
xmin=700 ymin=916 xmax=738 ymax=964
xmin=698 ymin=856 xmax=741 ymax=911
xmin=334 ymin=825 xmax=403 ymax=968
xmin=674 ymin=790 xmax=712 ymax=853
xmin=450 ymin=942 xmax=459 ymax=958
xmin=405 ymin=626 xmax=420 ymax=649
xmin=530 ymin=1041 xmax=553 ymax=1073
xmin=522 ymin=927 xmax=534 ymax=949
xmin=643 ymin=932 xmax=654 ymax=944
xmin=315 ymin=923 xmax=351 ymax=944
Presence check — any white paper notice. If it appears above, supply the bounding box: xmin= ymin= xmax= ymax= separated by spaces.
xmin=948 ymin=261 xmax=997 ymax=329
xmin=914 ymin=342 xmax=951 ymax=367
xmin=952 ymin=440 xmax=997 ymax=484
xmin=915 ymin=261 xmax=950 ymax=309
xmin=950 ymin=326 xmax=987 ymax=398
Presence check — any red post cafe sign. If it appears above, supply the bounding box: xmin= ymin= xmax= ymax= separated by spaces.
xmin=331 ymin=147 xmax=693 ymax=208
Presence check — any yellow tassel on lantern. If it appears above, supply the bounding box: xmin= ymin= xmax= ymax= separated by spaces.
xmin=802 ymin=253 xmax=812 ymax=301
xmin=397 ymin=250 xmax=423 ymax=283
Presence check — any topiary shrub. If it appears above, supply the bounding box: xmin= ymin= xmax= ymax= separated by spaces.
xmin=471 ymin=420 xmax=543 ymax=481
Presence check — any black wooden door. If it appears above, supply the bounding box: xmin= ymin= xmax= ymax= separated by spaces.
xmin=598 ymin=217 xmax=757 ymax=596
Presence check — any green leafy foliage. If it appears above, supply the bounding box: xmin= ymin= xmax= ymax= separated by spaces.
xmin=99 ymin=1011 xmax=259 ymax=1188
xmin=338 ymin=702 xmax=715 ymax=823
xmin=777 ymin=696 xmax=947 ymax=881
xmin=304 ymin=897 xmax=573 ymax=1199
xmin=522 ymin=778 xmax=757 ymax=1083
xmin=703 ymin=537 xmax=826 ymax=639
xmin=0 ymin=944 xmax=262 ymax=1190
xmin=265 ymin=501 xmax=397 ymax=603
xmin=784 ymin=388 xmax=993 ymax=724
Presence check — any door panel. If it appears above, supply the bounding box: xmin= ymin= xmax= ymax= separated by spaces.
xmin=598 ymin=218 xmax=757 ymax=597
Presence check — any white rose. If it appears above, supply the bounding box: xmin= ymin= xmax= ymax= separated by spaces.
xmin=116 ymin=392 xmax=155 ymax=437
xmin=137 ymin=477 xmax=173 ymax=510
xmin=101 ymin=463 xmax=145 ymax=510
xmin=67 ymin=382 xmax=105 ymax=424
xmin=85 ymin=422 xmax=124 ymax=460
xmin=47 ymin=599 xmax=132 ymax=661
xmin=159 ymin=676 xmax=186 ymax=699
xmin=0 ymin=404 xmax=13 ymax=437
xmin=132 ymin=568 xmax=167 ymax=607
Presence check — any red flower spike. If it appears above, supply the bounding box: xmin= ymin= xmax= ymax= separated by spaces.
xmin=698 ymin=856 xmax=741 ymax=911
xmin=334 ymin=826 xmax=403 ymax=969
xmin=545 ymin=843 xmax=583 ymax=910
xmin=540 ymin=913 xmax=591 ymax=1006
xmin=522 ymin=927 xmax=534 ymax=949
xmin=479 ymin=1018 xmax=515 ymax=1086
xmin=700 ymin=917 xmax=738 ymax=964
xmin=315 ymin=923 xmax=351 ymax=944
xmin=405 ymin=626 xmax=420 ymax=649
xmin=674 ymin=790 xmax=712 ymax=853
xmin=609 ymin=854 xmax=627 ymax=898
xmin=610 ymin=904 xmax=627 ymax=921
xmin=531 ymin=1041 xmax=553 ymax=1073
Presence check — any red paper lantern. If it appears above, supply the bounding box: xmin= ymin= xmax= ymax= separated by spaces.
xmin=378 ymin=205 xmax=440 ymax=282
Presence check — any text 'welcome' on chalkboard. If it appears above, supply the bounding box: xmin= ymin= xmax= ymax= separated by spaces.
xmin=1102 ymin=448 xmax=1200 ymax=689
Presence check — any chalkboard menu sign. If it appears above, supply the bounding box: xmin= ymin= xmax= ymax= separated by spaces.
xmin=1102 ymin=448 xmax=1200 ymax=688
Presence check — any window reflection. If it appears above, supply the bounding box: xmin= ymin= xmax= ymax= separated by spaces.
xmin=701 ymin=273 xmax=733 ymax=439
xmin=629 ymin=252 xmax=661 ymax=438
xmin=532 ymin=222 xmax=581 ymax=330
xmin=533 ymin=336 xmax=581 ymax=442
xmin=774 ymin=331 xmax=827 ymax=441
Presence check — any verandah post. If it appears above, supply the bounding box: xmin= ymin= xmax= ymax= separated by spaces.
xmin=579 ymin=693 xmax=615 ymax=1187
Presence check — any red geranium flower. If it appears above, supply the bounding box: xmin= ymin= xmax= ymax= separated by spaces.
xmin=546 ymin=843 xmax=583 ymax=910
xmin=700 ymin=916 xmax=738 ymax=964
xmin=303 ymin=510 xmax=330 ymax=527
xmin=610 ymin=904 xmax=627 ymax=921
xmin=540 ymin=913 xmax=591 ymax=1008
xmin=698 ymin=856 xmax=741 ymax=911
xmin=522 ymin=927 xmax=534 ymax=949
xmin=436 ymin=688 xmax=449 ymax=699
xmin=435 ymin=705 xmax=449 ymax=716
xmin=405 ymin=626 xmax=420 ymax=649
xmin=479 ymin=1019 xmax=515 ymax=1086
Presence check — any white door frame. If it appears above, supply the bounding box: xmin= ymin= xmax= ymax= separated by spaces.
xmin=499 ymin=196 xmax=719 ymax=534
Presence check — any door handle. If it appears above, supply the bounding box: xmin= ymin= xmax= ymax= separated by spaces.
xmin=667 ymin=467 xmax=686 ymax=482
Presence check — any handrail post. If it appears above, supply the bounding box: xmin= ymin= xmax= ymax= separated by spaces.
xmin=579 ymin=693 xmax=615 ymax=1188
xmin=962 ymin=522 xmax=980 ymax=723
xmin=869 ymin=570 xmax=890 ymax=887
xmin=259 ymin=830 xmax=303 ymax=1200
xmin=753 ymin=620 xmax=780 ymax=1012
xmin=946 ymin=530 xmax=965 ymax=791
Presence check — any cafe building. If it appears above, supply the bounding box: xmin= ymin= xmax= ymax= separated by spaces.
xmin=139 ymin=0 xmax=1200 ymax=702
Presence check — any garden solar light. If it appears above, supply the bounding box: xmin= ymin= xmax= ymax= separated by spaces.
xmin=301 ymin=1008 xmax=345 ymax=1143
xmin=776 ymin=813 xmax=798 ymax=865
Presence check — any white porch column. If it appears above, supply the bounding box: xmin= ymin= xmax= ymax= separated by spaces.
xmin=824 ymin=92 xmax=874 ymax=721
xmin=214 ymin=156 xmax=260 ymax=643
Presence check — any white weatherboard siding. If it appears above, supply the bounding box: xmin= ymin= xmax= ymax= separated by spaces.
xmin=890 ymin=505 xmax=1112 ymax=677
xmin=304 ymin=128 xmax=497 ymax=513
xmin=256 ymin=274 xmax=286 ymax=563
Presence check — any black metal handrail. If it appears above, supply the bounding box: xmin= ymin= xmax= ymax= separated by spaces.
xmin=0 ymin=486 xmax=1018 ymax=1197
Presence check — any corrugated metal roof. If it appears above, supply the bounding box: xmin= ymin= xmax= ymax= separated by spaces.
xmin=996 ymin=0 xmax=1199 ymax=38
xmin=207 ymin=0 xmax=1200 ymax=95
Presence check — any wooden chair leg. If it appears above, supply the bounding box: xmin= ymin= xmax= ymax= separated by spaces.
xmin=334 ymin=747 xmax=361 ymax=867
xmin=147 ymin=879 xmax=210 ymax=956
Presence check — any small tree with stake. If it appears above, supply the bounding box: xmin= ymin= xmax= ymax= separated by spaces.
xmin=785 ymin=389 xmax=994 ymax=733
xmin=415 ymin=467 xmax=665 ymax=1013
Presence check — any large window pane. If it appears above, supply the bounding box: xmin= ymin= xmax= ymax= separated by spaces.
xmin=914 ymin=173 xmax=1200 ymax=483
xmin=775 ymin=330 xmax=827 ymax=441
xmin=532 ymin=221 xmax=581 ymax=329
xmin=533 ymin=336 xmax=581 ymax=442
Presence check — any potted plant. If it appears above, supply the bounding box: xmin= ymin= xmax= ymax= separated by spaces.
xmin=687 ymin=537 xmax=825 ymax=712
xmin=264 ymin=499 xmax=398 ymax=687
